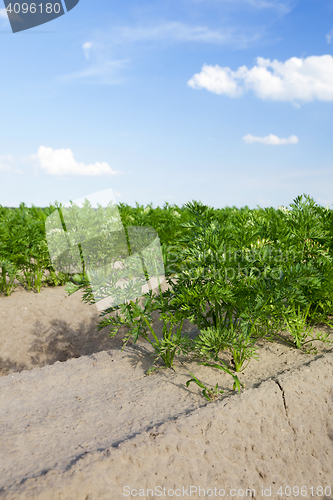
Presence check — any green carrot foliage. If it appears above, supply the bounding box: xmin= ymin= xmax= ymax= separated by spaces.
xmin=1 ymin=194 xmax=333 ymax=399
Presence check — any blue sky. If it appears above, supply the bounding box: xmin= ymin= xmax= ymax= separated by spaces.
xmin=0 ymin=0 xmax=333 ymax=209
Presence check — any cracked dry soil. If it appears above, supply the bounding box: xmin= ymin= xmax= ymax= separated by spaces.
xmin=1 ymin=285 xmax=333 ymax=499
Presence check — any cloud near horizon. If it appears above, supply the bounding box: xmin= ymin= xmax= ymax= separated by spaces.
xmin=188 ymin=55 xmax=333 ymax=102
xmin=34 ymin=147 xmax=120 ymax=176
xmin=243 ymin=134 xmax=299 ymax=144
xmin=0 ymin=154 xmax=14 ymax=171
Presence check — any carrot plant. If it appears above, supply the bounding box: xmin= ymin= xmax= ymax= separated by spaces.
xmin=161 ymin=201 xmax=265 ymax=372
xmin=0 ymin=203 xmax=69 ymax=294
xmin=67 ymin=194 xmax=333 ymax=400
xmin=0 ymin=258 xmax=20 ymax=296
xmin=4 ymin=194 xmax=332 ymax=398
xmin=163 ymin=195 xmax=333 ymax=373
xmin=186 ymin=371 xmax=225 ymax=401
xmin=66 ymin=273 xmax=193 ymax=373
xmin=97 ymin=284 xmax=193 ymax=373
xmin=194 ymin=323 xmax=259 ymax=372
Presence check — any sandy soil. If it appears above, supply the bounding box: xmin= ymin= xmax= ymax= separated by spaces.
xmin=1 ymin=285 xmax=333 ymax=499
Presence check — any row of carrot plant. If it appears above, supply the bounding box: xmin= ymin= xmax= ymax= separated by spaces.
xmin=65 ymin=194 xmax=333 ymax=396
xmin=1 ymin=194 xmax=333 ymax=397
xmin=0 ymin=201 xmax=191 ymax=295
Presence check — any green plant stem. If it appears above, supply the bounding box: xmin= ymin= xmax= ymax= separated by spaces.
xmin=141 ymin=312 xmax=160 ymax=345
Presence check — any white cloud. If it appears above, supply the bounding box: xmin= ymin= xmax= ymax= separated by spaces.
xmin=63 ymin=21 xmax=261 ymax=85
xmin=0 ymin=7 xmax=9 ymax=25
xmin=188 ymin=55 xmax=333 ymax=102
xmin=114 ymin=21 xmax=261 ymax=48
xmin=83 ymin=42 xmax=92 ymax=60
xmin=326 ymin=29 xmax=333 ymax=44
xmin=245 ymin=0 xmax=290 ymax=12
xmin=59 ymin=58 xmax=128 ymax=84
xmin=0 ymin=154 xmax=14 ymax=171
xmin=194 ymin=0 xmax=290 ymax=12
xmin=118 ymin=22 xmax=232 ymax=44
xmin=189 ymin=64 xmax=243 ymax=97
xmin=34 ymin=146 xmax=121 ymax=176
xmin=243 ymin=133 xmax=299 ymax=144
xmin=57 ymin=39 xmax=128 ymax=84
xmin=0 ymin=154 xmax=24 ymax=174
